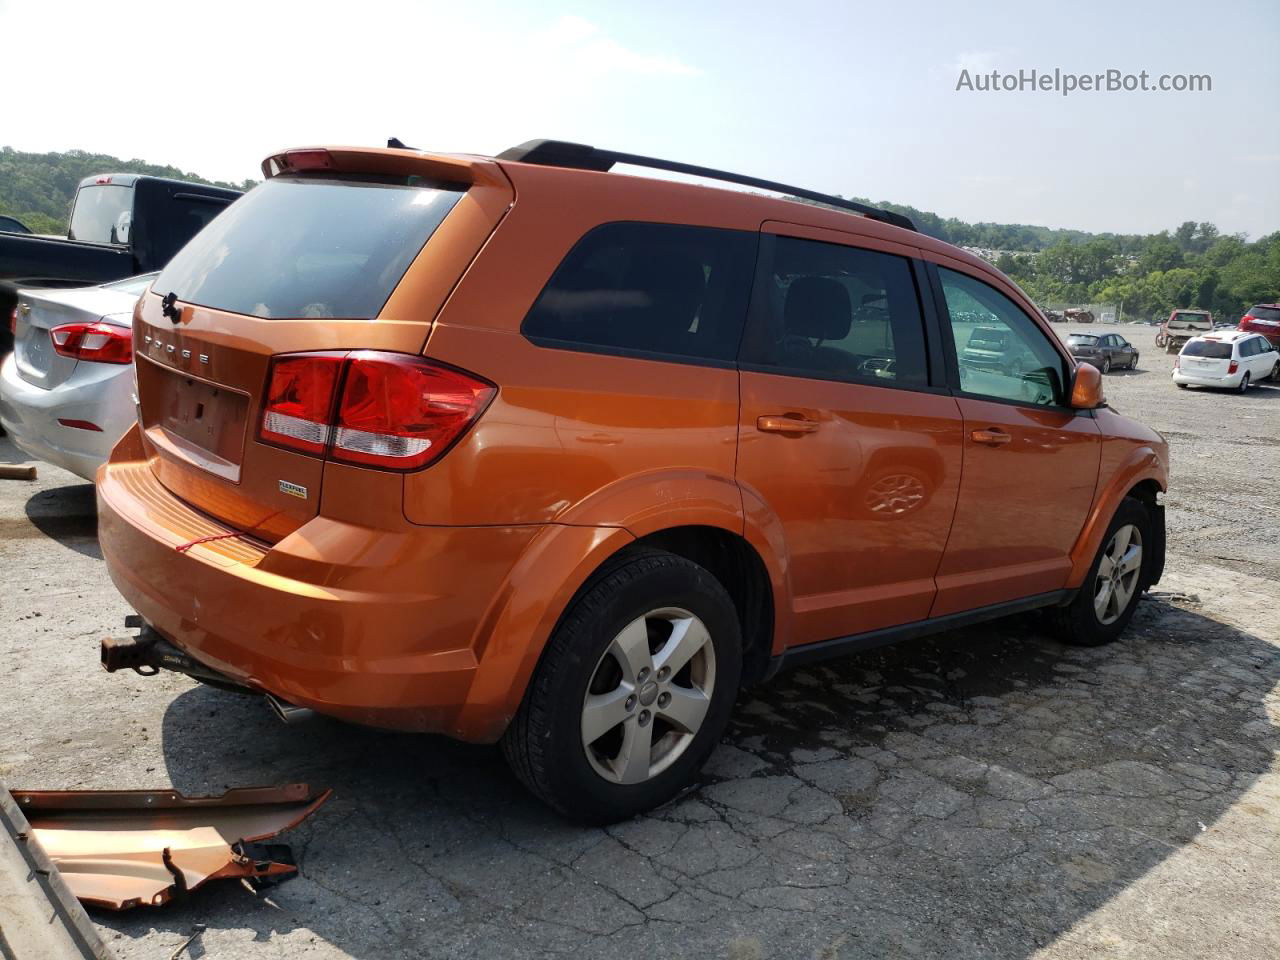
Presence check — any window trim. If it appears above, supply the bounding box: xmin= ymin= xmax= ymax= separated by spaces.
xmin=926 ymin=260 xmax=1085 ymax=414
xmin=519 ymin=220 xmax=760 ymax=370
xmin=735 ymin=232 xmax=944 ymax=394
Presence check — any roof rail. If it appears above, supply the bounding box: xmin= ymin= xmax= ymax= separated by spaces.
xmin=496 ymin=139 xmax=916 ymax=232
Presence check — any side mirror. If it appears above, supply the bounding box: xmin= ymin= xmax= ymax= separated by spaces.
xmin=1070 ymin=361 xmax=1105 ymax=409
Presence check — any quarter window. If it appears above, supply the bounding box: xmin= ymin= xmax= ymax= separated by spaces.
xmin=739 ymin=236 xmax=928 ymax=387
xmin=522 ymin=222 xmax=757 ymax=364
xmin=939 ymin=268 xmax=1067 ymax=406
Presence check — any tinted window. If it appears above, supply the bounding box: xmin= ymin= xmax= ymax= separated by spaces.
xmin=1169 ymin=312 xmax=1212 ymax=329
xmin=1067 ymin=334 xmax=1098 ymax=345
xmin=155 ymin=176 xmax=463 ymax=319
xmin=69 ymin=184 xmax=133 ymax=244
xmin=1250 ymin=305 xmax=1280 ymax=321
xmin=1181 ymin=340 xmax=1231 ymax=359
xmin=740 ymin=236 xmax=928 ymax=387
xmin=940 ymin=267 xmax=1066 ymax=406
xmin=523 ymin=222 xmax=756 ymax=364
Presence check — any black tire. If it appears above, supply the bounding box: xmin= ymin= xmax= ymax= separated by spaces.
xmin=1237 ymin=372 xmax=1251 ymax=394
xmin=1130 ymin=353 xmax=1139 ymax=369
xmin=1101 ymin=356 xmax=1112 ymax=374
xmin=502 ymin=548 xmax=742 ymax=824
xmin=1048 ymin=497 xmax=1152 ymax=647
xmin=1175 ymin=382 xmax=1188 ymax=389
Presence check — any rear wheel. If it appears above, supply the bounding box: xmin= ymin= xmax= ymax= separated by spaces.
xmin=502 ymin=548 xmax=742 ymax=824
xmin=1237 ymin=372 xmax=1251 ymax=394
xmin=1048 ymin=497 xmax=1151 ymax=647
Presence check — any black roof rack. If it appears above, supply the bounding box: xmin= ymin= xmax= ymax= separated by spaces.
xmin=496 ymin=139 xmax=916 ymax=232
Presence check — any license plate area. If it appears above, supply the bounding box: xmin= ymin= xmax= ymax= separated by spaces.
xmin=136 ymin=355 xmax=249 ymax=483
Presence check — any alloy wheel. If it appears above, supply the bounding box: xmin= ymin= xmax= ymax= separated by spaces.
xmin=581 ymin=607 xmax=716 ymax=784
xmin=1094 ymin=524 xmax=1143 ymax=626
xmin=1102 ymin=356 xmax=1111 ymax=373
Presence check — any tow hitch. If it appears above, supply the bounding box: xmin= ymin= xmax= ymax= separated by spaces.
xmin=101 ymin=617 xmax=316 ymax=722
xmin=101 ymin=616 xmax=249 ymax=692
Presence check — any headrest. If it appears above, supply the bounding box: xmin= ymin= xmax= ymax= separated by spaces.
xmin=784 ymin=277 xmax=851 ymax=341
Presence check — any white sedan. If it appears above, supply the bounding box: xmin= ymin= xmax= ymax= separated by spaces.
xmin=1173 ymin=331 xmax=1280 ymax=393
xmin=0 ymin=273 xmax=155 ymax=480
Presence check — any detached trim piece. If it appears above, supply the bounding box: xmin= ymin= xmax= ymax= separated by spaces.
xmin=0 ymin=781 xmax=114 ymax=960
xmin=497 ymin=139 xmax=917 ymax=232
xmin=10 ymin=784 xmax=330 ymax=911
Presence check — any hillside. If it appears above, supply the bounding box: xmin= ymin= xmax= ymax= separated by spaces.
xmin=2 ymin=146 xmax=1275 ymax=321
xmin=0 ymin=146 xmax=255 ymax=234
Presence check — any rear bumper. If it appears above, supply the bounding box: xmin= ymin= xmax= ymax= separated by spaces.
xmin=97 ymin=451 xmax=541 ymax=738
xmin=0 ymin=353 xmax=134 ymax=481
xmin=1171 ymin=369 xmax=1242 ymax=388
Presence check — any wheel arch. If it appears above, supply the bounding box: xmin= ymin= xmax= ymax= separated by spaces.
xmin=1067 ymin=455 xmax=1166 ymax=590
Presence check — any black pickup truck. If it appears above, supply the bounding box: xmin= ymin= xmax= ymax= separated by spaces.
xmin=0 ymin=173 xmax=242 ymax=289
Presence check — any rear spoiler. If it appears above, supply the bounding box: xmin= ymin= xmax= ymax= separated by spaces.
xmin=260 ymin=146 xmax=507 ymax=188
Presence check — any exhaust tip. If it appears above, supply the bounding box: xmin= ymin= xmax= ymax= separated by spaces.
xmin=265 ymin=694 xmax=316 ymax=725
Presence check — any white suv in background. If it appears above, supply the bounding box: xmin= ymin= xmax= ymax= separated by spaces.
xmin=1173 ymin=331 xmax=1279 ymax=393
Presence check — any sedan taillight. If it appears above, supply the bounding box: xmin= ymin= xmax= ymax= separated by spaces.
xmin=259 ymin=352 xmax=495 ymax=471
xmin=49 ymin=322 xmax=133 ymax=364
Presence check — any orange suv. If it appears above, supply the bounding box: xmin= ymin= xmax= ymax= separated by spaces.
xmin=97 ymin=140 xmax=1168 ymax=823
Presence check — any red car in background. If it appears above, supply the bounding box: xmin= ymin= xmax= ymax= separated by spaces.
xmin=1240 ymin=303 xmax=1280 ymax=352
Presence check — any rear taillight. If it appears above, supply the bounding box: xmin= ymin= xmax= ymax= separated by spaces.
xmin=1241 ymin=315 xmax=1254 ymax=326
xmin=259 ymin=353 xmax=345 ymax=454
xmin=258 ymin=351 xmax=494 ymax=471
xmin=49 ymin=322 xmax=133 ymax=364
xmin=1228 ymin=360 xmax=1239 ymax=374
xmin=1173 ymin=354 xmax=1180 ymax=368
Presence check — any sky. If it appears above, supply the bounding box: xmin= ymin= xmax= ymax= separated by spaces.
xmin=3 ymin=0 xmax=1277 ymax=238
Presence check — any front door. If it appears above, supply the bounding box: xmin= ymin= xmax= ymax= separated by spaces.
xmin=736 ymin=227 xmax=964 ymax=648
xmin=930 ymin=264 xmax=1102 ymax=616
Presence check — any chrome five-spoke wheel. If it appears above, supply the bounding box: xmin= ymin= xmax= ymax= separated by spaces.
xmin=1094 ymin=523 xmax=1143 ymax=625
xmin=581 ymin=607 xmax=716 ymax=784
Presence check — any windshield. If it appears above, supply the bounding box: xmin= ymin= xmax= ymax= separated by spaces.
xmin=1182 ymin=340 xmax=1232 ymax=359
xmin=68 ymin=184 xmax=134 ymax=244
xmin=154 ymin=175 xmax=464 ymax=319
xmin=102 ymin=273 xmax=159 ymax=296
xmin=1067 ymin=334 xmax=1098 ymax=345
xmin=1169 ymin=312 xmax=1211 ymax=329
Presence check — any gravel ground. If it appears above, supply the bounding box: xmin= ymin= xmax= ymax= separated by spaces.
xmin=0 ymin=322 xmax=1276 ymax=960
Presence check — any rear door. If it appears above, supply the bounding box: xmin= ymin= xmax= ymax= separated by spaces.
xmin=134 ymin=161 xmax=509 ymax=542
xmin=928 ymin=262 xmax=1101 ymax=616
xmin=736 ymin=224 xmax=964 ymax=647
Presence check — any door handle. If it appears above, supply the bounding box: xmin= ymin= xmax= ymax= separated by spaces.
xmin=970 ymin=428 xmax=1012 ymax=446
xmin=757 ymin=415 xmax=819 ymax=434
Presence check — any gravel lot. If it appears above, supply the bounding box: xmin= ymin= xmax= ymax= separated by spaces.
xmin=1 ymin=322 xmax=1276 ymax=960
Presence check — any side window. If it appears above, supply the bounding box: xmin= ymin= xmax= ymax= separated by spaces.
xmin=522 ymin=222 xmax=757 ymax=364
xmin=939 ymin=267 xmax=1067 ymax=406
xmin=739 ymin=235 xmax=929 ymax=387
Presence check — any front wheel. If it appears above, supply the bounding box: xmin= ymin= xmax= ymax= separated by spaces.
xmin=1130 ymin=353 xmax=1139 ymax=369
xmin=1048 ymin=497 xmax=1151 ymax=646
xmin=1101 ymin=356 xmax=1112 ymax=374
xmin=502 ymin=548 xmax=742 ymax=824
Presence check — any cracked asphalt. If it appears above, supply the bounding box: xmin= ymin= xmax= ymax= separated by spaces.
xmin=1 ymin=323 xmax=1277 ymax=959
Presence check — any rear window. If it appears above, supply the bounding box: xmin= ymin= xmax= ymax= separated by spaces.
xmin=1067 ymin=334 xmax=1098 ymax=345
xmin=1249 ymin=305 xmax=1280 ymax=321
xmin=69 ymin=184 xmax=133 ymax=244
xmin=1182 ymin=340 xmax=1232 ymax=359
xmin=153 ymin=175 xmax=464 ymax=319
xmin=522 ymin=222 xmax=758 ymax=365
xmin=1170 ymin=312 xmax=1211 ymax=328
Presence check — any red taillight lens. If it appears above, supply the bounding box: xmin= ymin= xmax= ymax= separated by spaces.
xmin=284 ymin=149 xmax=335 ymax=171
xmin=1241 ymin=315 xmax=1254 ymax=326
xmin=1228 ymin=360 xmax=1239 ymax=374
xmin=49 ymin=322 xmax=133 ymax=364
xmin=332 ymin=353 xmax=495 ymax=470
xmin=257 ymin=351 xmax=494 ymax=471
xmin=259 ymin=353 xmax=345 ymax=454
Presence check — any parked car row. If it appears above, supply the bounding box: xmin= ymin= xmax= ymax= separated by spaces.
xmin=7 ymin=139 xmax=1171 ymax=822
